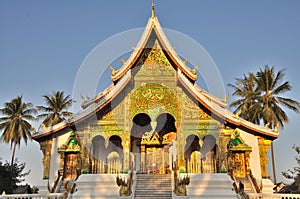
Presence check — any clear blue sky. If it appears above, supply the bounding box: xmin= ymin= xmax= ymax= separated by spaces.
xmin=0 ymin=1 xmax=299 ymax=185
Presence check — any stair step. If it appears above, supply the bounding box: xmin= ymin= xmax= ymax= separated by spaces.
xmin=135 ymin=192 xmax=172 ymax=194
xmin=134 ymin=174 xmax=172 ymax=199
xmin=135 ymin=195 xmax=172 ymax=197
xmin=135 ymin=187 xmax=171 ymax=189
xmin=57 ymin=181 xmax=66 ymax=193
xmin=135 ymin=198 xmax=172 ymax=199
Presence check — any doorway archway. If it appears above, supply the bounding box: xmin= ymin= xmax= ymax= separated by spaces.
xmin=91 ymin=135 xmax=106 ymax=173
xmin=201 ymin=134 xmax=217 ymax=173
xmin=184 ymin=134 xmax=201 ymax=173
xmin=130 ymin=113 xmax=152 ymax=172
xmin=130 ymin=112 xmax=177 ymax=174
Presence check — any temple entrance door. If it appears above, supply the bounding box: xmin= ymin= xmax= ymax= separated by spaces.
xmin=130 ymin=112 xmax=177 ymax=174
xmin=64 ymin=153 xmax=78 ymax=180
xmin=229 ymin=152 xmax=247 ymax=178
xmin=145 ymin=145 xmax=169 ymax=174
xmin=227 ymin=133 xmax=252 ymax=178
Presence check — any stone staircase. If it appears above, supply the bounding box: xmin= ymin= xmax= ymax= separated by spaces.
xmin=236 ymin=177 xmax=256 ymax=194
xmin=134 ymin=174 xmax=172 ymax=199
xmin=56 ymin=180 xmax=66 ymax=193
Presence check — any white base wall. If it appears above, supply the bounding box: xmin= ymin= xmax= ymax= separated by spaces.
xmin=36 ymin=180 xmax=49 ymax=194
xmin=71 ymin=174 xmax=133 ymax=199
xmin=180 ymin=173 xmax=237 ymax=199
xmin=262 ymin=178 xmax=274 ymax=194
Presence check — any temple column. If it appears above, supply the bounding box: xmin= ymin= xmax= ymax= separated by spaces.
xmin=164 ymin=145 xmax=170 ymax=174
xmin=124 ymin=95 xmax=131 ymax=173
xmin=217 ymin=131 xmax=231 ymax=173
xmin=82 ymin=143 xmax=91 ymax=174
xmin=178 ymin=155 xmax=186 ymax=172
xmin=58 ymin=152 xmax=65 ymax=176
xmin=257 ymin=137 xmax=272 ymax=178
xmin=177 ymin=128 xmax=186 ymax=172
xmin=40 ymin=139 xmax=53 ymax=179
xmin=245 ymin=151 xmax=251 ymax=177
xmin=141 ymin=145 xmax=146 ymax=173
xmin=80 ymin=126 xmax=92 ymax=174
xmin=122 ymin=138 xmax=130 ymax=172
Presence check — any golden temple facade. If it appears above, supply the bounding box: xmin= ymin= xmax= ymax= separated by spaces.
xmin=33 ymin=6 xmax=279 ymax=187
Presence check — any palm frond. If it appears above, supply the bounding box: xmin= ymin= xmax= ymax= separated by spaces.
xmin=272 ymin=81 xmax=291 ymax=95
xmin=277 ymin=97 xmax=300 ymax=113
xmin=37 ymin=91 xmax=73 ymax=127
xmin=228 ymin=65 xmax=300 ymax=130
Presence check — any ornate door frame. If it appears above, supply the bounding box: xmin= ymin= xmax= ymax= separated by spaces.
xmin=227 ymin=131 xmax=252 ymax=178
xmin=58 ymin=132 xmax=81 ymax=179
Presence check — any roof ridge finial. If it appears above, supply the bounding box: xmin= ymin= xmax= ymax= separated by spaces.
xmin=152 ymin=0 xmax=155 ymax=18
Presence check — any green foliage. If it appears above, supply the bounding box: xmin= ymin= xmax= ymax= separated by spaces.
xmin=0 ymin=96 xmax=36 ymax=165
xmin=282 ymin=145 xmax=300 ymax=191
xmin=37 ymin=91 xmax=73 ymax=127
xmin=0 ymin=159 xmax=30 ymax=194
xmin=228 ymin=65 xmax=300 ymax=129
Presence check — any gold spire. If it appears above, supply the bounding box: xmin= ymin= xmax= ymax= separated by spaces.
xmin=152 ymin=0 xmax=155 ymax=18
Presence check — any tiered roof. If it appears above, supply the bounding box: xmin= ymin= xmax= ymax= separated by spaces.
xmin=33 ymin=7 xmax=279 ymax=141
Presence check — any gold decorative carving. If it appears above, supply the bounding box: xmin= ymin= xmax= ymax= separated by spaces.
xmin=145 ymin=146 xmax=168 ymax=174
xmin=181 ymin=95 xmax=210 ymax=120
xmin=258 ymin=137 xmax=272 ymax=178
xmin=227 ymin=130 xmax=252 ymax=178
xmin=217 ymin=132 xmax=231 ymax=173
xmin=141 ymin=132 xmax=175 ymax=145
xmin=151 ymin=0 xmax=155 ymax=18
xmin=135 ymin=40 xmax=175 ymax=77
xmin=120 ymin=58 xmax=126 ymax=64
xmin=223 ymin=95 xmax=229 ymax=103
xmin=58 ymin=132 xmax=82 ymax=179
xmin=274 ymin=124 xmax=279 ymax=133
xmin=40 ymin=139 xmax=52 ymax=179
xmin=192 ymin=65 xmax=198 ymax=75
xmin=109 ymin=66 xmax=115 ymax=76
xmin=189 ymin=151 xmax=202 ymax=173
xmin=130 ymin=83 xmax=180 ymax=121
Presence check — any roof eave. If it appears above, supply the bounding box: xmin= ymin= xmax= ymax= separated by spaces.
xmin=34 ymin=71 xmax=132 ymax=140
xmin=177 ymin=69 xmax=279 ymax=140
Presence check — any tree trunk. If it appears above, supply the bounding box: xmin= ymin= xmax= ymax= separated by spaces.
xmin=11 ymin=142 xmax=17 ymax=167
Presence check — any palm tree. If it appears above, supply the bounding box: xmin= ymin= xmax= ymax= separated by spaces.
xmin=229 ymin=65 xmax=300 ymax=128
xmin=228 ymin=72 xmax=261 ymax=124
xmin=228 ymin=65 xmax=300 ymax=184
xmin=255 ymin=66 xmax=300 ymax=128
xmin=0 ymin=96 xmax=37 ymax=166
xmin=37 ymin=91 xmax=73 ymax=127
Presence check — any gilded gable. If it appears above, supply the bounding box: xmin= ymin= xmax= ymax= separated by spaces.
xmin=133 ymin=39 xmax=176 ymax=83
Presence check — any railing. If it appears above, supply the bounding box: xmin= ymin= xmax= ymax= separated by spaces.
xmin=248 ymin=193 xmax=300 ymax=199
xmin=249 ymin=174 xmax=261 ymax=193
xmin=53 ymin=175 xmax=63 ymax=193
xmin=48 ymin=171 xmax=62 ymax=193
xmin=0 ymin=193 xmax=64 ymax=199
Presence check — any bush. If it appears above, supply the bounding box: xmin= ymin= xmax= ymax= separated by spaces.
xmin=0 ymin=159 xmax=30 ymax=194
xmin=282 ymin=145 xmax=300 ymax=193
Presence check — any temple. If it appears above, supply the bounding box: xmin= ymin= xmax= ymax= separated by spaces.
xmin=33 ymin=4 xmax=279 ymax=198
